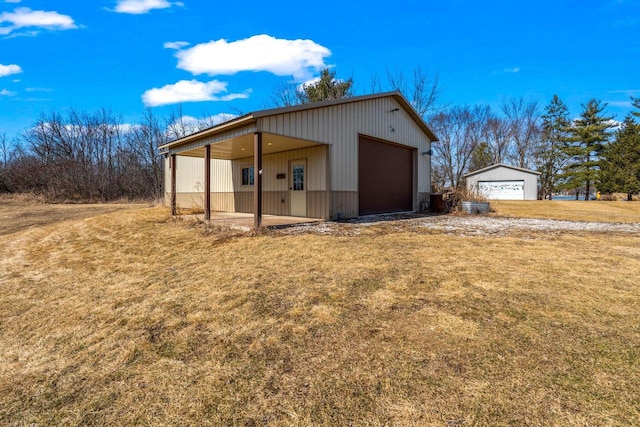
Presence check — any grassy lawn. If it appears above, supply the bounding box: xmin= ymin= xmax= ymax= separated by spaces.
xmin=491 ymin=200 xmax=640 ymax=223
xmin=1 ymin=197 xmax=639 ymax=425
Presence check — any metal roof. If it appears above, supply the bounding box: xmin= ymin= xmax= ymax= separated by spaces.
xmin=463 ymin=163 xmax=541 ymax=178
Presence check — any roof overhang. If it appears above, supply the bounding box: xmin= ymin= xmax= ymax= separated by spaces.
xmin=177 ymin=132 xmax=327 ymax=160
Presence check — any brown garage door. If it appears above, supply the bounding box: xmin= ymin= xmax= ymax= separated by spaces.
xmin=359 ymin=135 xmax=413 ymax=215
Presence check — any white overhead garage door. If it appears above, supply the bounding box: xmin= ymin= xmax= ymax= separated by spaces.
xmin=478 ymin=181 xmax=524 ymax=200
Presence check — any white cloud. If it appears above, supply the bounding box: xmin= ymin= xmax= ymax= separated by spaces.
xmin=503 ymin=67 xmax=520 ymax=73
xmin=25 ymin=87 xmax=53 ymax=92
xmin=0 ymin=63 xmax=22 ymax=77
xmin=113 ymin=0 xmax=184 ymax=14
xmin=608 ymin=89 xmax=640 ymax=94
xmin=141 ymin=79 xmax=250 ymax=107
xmin=0 ymin=88 xmax=16 ymax=96
xmin=175 ymin=34 xmax=331 ymax=80
xmin=0 ymin=7 xmax=77 ymax=36
xmin=164 ymin=40 xmax=190 ymax=50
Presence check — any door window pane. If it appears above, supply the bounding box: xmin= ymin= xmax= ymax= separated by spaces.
xmin=292 ymin=165 xmax=304 ymax=191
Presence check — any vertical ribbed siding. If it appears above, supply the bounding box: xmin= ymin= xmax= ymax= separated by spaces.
xmin=230 ymin=146 xmax=326 ymax=193
xmin=210 ymin=159 xmax=233 ymax=192
xmin=174 ymin=155 xmax=205 ymax=193
xmin=169 ymin=156 xmax=233 ymax=193
xmin=168 ymin=147 xmax=328 ymax=216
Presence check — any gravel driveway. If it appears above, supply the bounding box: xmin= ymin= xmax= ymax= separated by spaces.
xmin=275 ymin=214 xmax=640 ymax=236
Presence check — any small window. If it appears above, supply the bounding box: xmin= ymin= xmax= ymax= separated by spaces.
xmin=242 ymin=167 xmax=254 ymax=186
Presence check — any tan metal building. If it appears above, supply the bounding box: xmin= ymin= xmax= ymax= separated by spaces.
xmin=160 ymin=91 xmax=438 ymax=226
xmin=464 ymin=163 xmax=540 ymax=200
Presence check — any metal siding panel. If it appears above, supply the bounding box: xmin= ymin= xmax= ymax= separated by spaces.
xmin=331 ymin=191 xmax=358 ymax=218
xmin=211 ymin=158 xmax=233 ymax=192
xmin=164 ymin=157 xmax=170 ymax=200
xmin=175 ymin=156 xmax=205 ymax=193
xmin=525 ymin=175 xmax=539 ymax=200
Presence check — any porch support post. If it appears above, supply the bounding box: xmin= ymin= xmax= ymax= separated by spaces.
xmin=204 ymin=144 xmax=211 ymax=221
xmin=325 ymin=145 xmax=331 ymax=219
xmin=170 ymin=154 xmax=177 ymax=216
xmin=254 ymin=132 xmax=263 ymax=228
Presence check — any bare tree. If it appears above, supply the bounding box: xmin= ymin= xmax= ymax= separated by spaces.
xmin=0 ymin=132 xmax=8 ymax=191
xmin=502 ymin=97 xmax=540 ymax=169
xmin=124 ymin=108 xmax=166 ymax=198
xmin=268 ymin=79 xmax=302 ymax=108
xmin=485 ymin=115 xmax=511 ymax=164
xmin=197 ymin=112 xmax=236 ymax=129
xmin=165 ymin=104 xmax=197 ymax=141
xmin=380 ymin=66 xmax=442 ymax=118
xmin=431 ymin=105 xmax=491 ymax=189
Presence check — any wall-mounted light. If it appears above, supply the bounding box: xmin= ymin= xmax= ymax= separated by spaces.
xmin=390 ymin=108 xmax=399 ymax=112
xmin=421 ymin=149 xmax=432 ymax=156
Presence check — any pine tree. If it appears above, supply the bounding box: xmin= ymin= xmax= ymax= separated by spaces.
xmin=536 ymin=95 xmax=571 ymax=199
xmin=468 ymin=141 xmax=494 ymax=173
xmin=632 ymin=97 xmax=640 ymax=118
xmin=299 ymin=68 xmax=353 ymax=103
xmin=599 ymin=116 xmax=640 ymax=200
xmin=562 ymin=99 xmax=614 ymax=200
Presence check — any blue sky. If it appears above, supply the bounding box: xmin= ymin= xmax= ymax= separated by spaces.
xmin=1 ymin=0 xmax=639 ymax=141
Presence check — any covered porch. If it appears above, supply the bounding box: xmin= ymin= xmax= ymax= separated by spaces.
xmin=161 ymin=118 xmax=331 ymax=228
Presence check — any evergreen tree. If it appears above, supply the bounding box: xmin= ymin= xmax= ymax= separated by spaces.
xmin=468 ymin=141 xmax=494 ymax=173
xmin=536 ymin=95 xmax=571 ymax=199
xmin=561 ymin=99 xmax=614 ymax=200
xmin=299 ymin=68 xmax=353 ymax=103
xmin=632 ymin=97 xmax=640 ymax=118
xmin=599 ymin=115 xmax=640 ymax=200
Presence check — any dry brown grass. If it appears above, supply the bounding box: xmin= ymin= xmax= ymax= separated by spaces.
xmin=0 ymin=194 xmax=149 ymax=236
xmin=1 ymin=197 xmax=640 ymax=425
xmin=491 ymin=200 xmax=640 ymax=223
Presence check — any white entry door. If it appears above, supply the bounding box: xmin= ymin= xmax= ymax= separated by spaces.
xmin=290 ymin=159 xmax=307 ymax=217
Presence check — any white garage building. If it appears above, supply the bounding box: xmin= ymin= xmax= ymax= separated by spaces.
xmin=464 ymin=163 xmax=540 ymax=200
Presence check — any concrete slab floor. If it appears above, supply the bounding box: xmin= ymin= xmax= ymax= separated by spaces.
xmin=180 ymin=211 xmax=323 ymax=231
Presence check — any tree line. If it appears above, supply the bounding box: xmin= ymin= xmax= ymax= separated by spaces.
xmin=2 ymin=109 xmax=171 ymax=201
xmin=0 ymin=105 xmax=237 ymax=201
xmin=275 ymin=68 xmax=640 ymax=200
xmin=2 ymin=68 xmax=639 ymax=202
xmin=430 ymin=94 xmax=639 ymax=200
